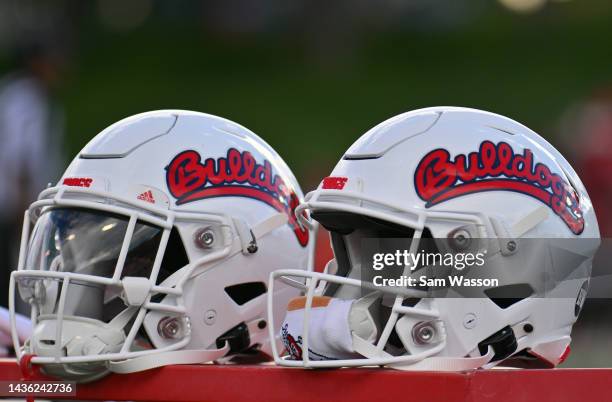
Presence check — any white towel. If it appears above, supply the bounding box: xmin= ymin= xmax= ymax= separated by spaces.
xmin=281 ymin=296 xmax=357 ymax=360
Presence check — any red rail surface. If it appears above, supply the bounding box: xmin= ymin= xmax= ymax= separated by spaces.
xmin=0 ymin=359 xmax=611 ymax=402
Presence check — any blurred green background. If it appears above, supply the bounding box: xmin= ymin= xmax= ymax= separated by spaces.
xmin=1 ymin=0 xmax=611 ymax=367
xmin=1 ymin=0 xmax=611 ymax=187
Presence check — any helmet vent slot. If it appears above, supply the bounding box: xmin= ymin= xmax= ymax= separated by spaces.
xmin=484 ymin=283 xmax=534 ymax=309
xmin=224 ymin=282 xmax=266 ymax=306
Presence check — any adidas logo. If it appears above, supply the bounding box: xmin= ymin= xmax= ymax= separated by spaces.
xmin=137 ymin=190 xmax=156 ymax=204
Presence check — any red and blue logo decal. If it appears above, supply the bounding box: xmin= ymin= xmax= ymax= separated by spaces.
xmin=166 ymin=148 xmax=309 ymax=246
xmin=414 ymin=141 xmax=584 ymax=234
xmin=281 ymin=323 xmax=303 ymax=360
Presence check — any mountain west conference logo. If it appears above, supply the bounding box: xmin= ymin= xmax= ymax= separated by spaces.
xmin=166 ymin=148 xmax=309 ymax=246
xmin=414 ymin=140 xmax=584 ymax=235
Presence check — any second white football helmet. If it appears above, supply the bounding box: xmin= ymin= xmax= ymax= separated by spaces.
xmin=268 ymin=107 xmax=600 ymax=370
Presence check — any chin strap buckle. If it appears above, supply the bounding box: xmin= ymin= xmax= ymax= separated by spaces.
xmin=233 ymin=213 xmax=288 ymax=255
xmin=215 ymin=322 xmax=251 ymax=353
xmin=233 ymin=218 xmax=259 ymax=255
xmin=478 ymin=325 xmax=518 ymax=362
xmin=246 ymin=230 xmax=258 ymax=254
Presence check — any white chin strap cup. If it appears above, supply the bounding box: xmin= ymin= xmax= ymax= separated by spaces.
xmin=30 ymin=316 xmax=126 ymax=360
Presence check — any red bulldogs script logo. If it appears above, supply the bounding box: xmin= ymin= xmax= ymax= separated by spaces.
xmin=166 ymin=148 xmax=309 ymax=246
xmin=414 ymin=141 xmax=584 ymax=234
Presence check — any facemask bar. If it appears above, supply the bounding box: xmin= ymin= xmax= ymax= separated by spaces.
xmin=9 ymin=185 xmax=243 ymax=366
xmin=268 ymin=187 xmax=498 ymax=368
xmin=296 ymin=189 xmax=493 ymax=238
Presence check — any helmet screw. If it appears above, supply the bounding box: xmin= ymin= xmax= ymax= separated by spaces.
xmin=412 ymin=322 xmax=436 ymax=345
xmin=523 ymin=323 xmax=534 ymax=333
xmin=158 ymin=316 xmax=184 ymax=339
xmin=449 ymin=228 xmax=471 ymax=251
xmin=257 ymin=320 xmax=267 ymax=330
xmin=506 ymin=241 xmax=517 ymax=252
xmin=204 ymin=309 xmax=217 ymax=325
xmin=194 ymin=228 xmax=215 ymax=249
xmin=463 ymin=313 xmax=477 ymax=329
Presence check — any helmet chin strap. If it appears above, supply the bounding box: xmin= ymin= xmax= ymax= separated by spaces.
xmin=389 ymin=347 xmax=495 ymax=371
xmin=107 ymin=343 xmax=230 ymax=374
xmin=349 ymin=293 xmax=495 ymax=371
xmin=282 ymin=291 xmax=495 ymax=371
xmin=106 ymin=302 xmax=231 ymax=373
xmin=352 ymin=332 xmax=495 ymax=371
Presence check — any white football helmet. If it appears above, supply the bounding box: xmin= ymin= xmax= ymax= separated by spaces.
xmin=9 ymin=110 xmax=313 ymax=382
xmin=268 ymin=107 xmax=600 ymax=371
